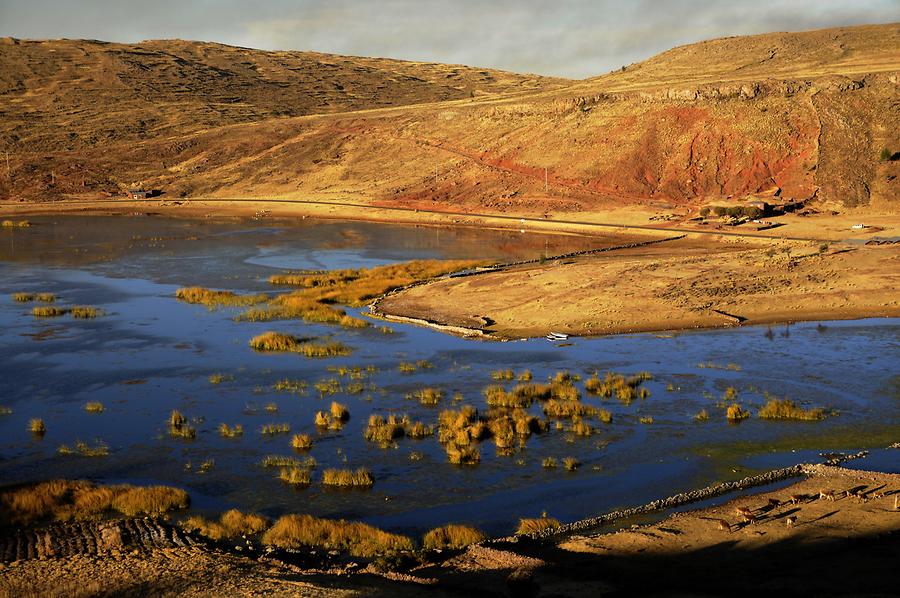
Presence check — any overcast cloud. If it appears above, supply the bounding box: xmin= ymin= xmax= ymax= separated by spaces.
xmin=0 ymin=0 xmax=896 ymax=78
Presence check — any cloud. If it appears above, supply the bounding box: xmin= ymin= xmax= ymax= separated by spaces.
xmin=1 ymin=0 xmax=897 ymax=77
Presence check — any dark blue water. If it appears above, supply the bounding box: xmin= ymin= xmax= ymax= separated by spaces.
xmin=0 ymin=216 xmax=897 ymax=536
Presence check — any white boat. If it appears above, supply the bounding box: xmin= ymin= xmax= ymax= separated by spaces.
xmin=546 ymin=332 xmax=569 ymax=341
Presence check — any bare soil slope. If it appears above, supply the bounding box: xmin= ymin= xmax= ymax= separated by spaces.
xmin=0 ymin=24 xmax=897 ymax=213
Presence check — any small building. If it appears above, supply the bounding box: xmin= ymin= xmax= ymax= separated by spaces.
xmin=747 ymin=200 xmax=769 ymax=214
xmin=126 ymin=189 xmax=152 ymax=199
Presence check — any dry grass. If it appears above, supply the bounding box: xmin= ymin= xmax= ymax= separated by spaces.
xmin=407 ymin=387 xmax=444 ymax=406
xmin=726 ymin=404 xmax=751 ymax=421
xmin=70 ymin=306 xmax=102 ymax=319
xmin=208 ymin=372 xmax=233 ymax=384
xmin=585 ymin=371 xmax=652 ymax=404
xmin=29 ymin=418 xmax=46 ymax=434
xmin=184 ymin=509 xmax=269 ymax=540
xmin=84 ymin=402 xmax=104 ymax=413
xmin=168 ymin=410 xmax=196 ymax=439
xmin=563 ymin=457 xmax=580 ymax=471
xmin=330 ymin=401 xmax=350 ymax=421
xmin=422 ymin=524 xmax=487 ymax=550
xmin=261 ymin=513 xmax=413 ymax=557
xmin=322 ymin=468 xmax=374 ymax=487
xmin=260 ymin=455 xmax=316 ymax=469
xmin=516 ymin=515 xmax=561 ymax=535
xmin=639 ymin=416 xmax=654 ymax=424
xmin=364 ymin=414 xmax=407 ymax=444
xmin=1 ymin=220 xmax=31 ymax=228
xmin=279 ymin=467 xmax=312 ymax=486
xmin=542 ymin=457 xmax=557 ymax=468
xmin=13 ymin=292 xmax=54 ymax=302
xmin=219 ymin=423 xmax=244 ymax=438
xmin=175 ymin=287 xmax=267 ymax=308
xmin=758 ymin=398 xmax=826 ymax=420
xmin=694 ymin=409 xmax=709 ymax=422
xmin=0 ymin=480 xmax=190 ymax=526
xmin=491 ymin=369 xmax=515 ymax=381
xmin=273 ymin=378 xmax=307 ymax=394
xmin=57 ymin=440 xmax=109 ymax=457
xmin=291 ymin=433 xmax=313 ymax=451
xmin=248 ymin=331 xmax=353 ymax=358
xmin=261 ymin=423 xmax=291 ymax=435
xmin=32 ymin=306 xmax=67 ymax=317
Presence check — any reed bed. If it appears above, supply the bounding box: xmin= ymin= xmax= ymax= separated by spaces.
xmin=291 ymin=433 xmax=313 ymax=451
xmin=261 ymin=513 xmax=413 ymax=557
xmin=184 ymin=509 xmax=269 ymax=540
xmin=0 ymin=480 xmax=189 ymax=525
xmin=407 ymin=387 xmax=444 ymax=406
xmin=516 ymin=514 xmax=561 ymax=535
xmin=422 ymin=524 xmax=487 ymax=550
xmin=273 ymin=378 xmax=308 ymax=394
xmin=175 ymin=287 xmax=268 ymax=308
xmin=248 ymin=332 xmax=352 ymax=358
xmin=758 ymin=398 xmax=826 ymax=420
xmin=259 ymin=455 xmax=316 ymax=469
xmin=322 ymin=468 xmax=374 ymax=487
xmin=261 ymin=423 xmax=291 ymax=435
xmin=57 ymin=440 xmax=109 ymax=457
xmin=279 ymin=467 xmax=312 ymax=486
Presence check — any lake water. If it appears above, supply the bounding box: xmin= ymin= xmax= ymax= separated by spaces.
xmin=1 ymin=215 xmax=897 ymax=537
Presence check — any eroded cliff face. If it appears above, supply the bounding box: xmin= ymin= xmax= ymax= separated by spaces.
xmin=1 ymin=26 xmax=897 ymax=211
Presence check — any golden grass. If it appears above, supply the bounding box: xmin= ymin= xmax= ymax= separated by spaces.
xmin=330 ymin=401 xmax=350 ymax=421
xmin=12 ymin=292 xmax=54 ymax=302
xmin=70 ymin=306 xmax=102 ymax=319
xmin=175 ymin=287 xmax=268 ymax=307
xmin=2 ymin=220 xmax=31 ymax=228
xmin=32 ymin=306 xmax=67 ymax=317
xmin=517 ymin=369 xmax=533 ymax=382
xmin=758 ymin=398 xmax=826 ymax=420
xmin=208 ymin=372 xmax=232 ymax=384
xmin=84 ymin=402 xmax=104 ymax=413
xmin=0 ymin=480 xmax=189 ymax=525
xmin=694 ymin=409 xmax=709 ymax=422
xmin=639 ymin=416 xmax=654 ymax=424
xmin=364 ymin=414 xmax=407 ymax=444
xmin=261 ymin=513 xmax=413 ymax=557
xmin=219 ymin=423 xmax=244 ymax=438
xmin=279 ymin=466 xmax=312 ymax=486
xmin=563 ymin=457 xmax=580 ymax=471
xmin=407 ymin=387 xmax=444 ymax=406
xmin=260 ymin=455 xmax=316 ymax=469
xmin=274 ymin=378 xmax=308 ymax=393
xmin=265 ymin=402 xmax=279 ymax=413
xmin=723 ymin=386 xmax=738 ymax=401
xmin=585 ymin=371 xmax=651 ymax=404
xmin=249 ymin=331 xmax=353 ymax=358
xmin=542 ymin=457 xmax=557 ymax=468
xmin=445 ymin=443 xmax=481 ymax=465
xmin=491 ymin=369 xmax=515 ymax=381
xmin=322 ymin=468 xmax=375 ymax=487
xmin=726 ymin=404 xmax=751 ymax=421
xmin=29 ymin=418 xmax=46 ymax=434
xmin=168 ymin=410 xmax=196 ymax=439
xmin=291 ymin=433 xmax=313 ymax=451
xmin=184 ymin=509 xmax=269 ymax=540
xmin=516 ymin=515 xmax=561 ymax=535
xmin=57 ymin=440 xmax=109 ymax=457
xmin=422 ymin=524 xmax=487 ymax=550
xmin=261 ymin=423 xmax=291 ymax=435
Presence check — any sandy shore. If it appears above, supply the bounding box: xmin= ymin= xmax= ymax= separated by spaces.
xmin=2 ymin=463 xmax=897 ymax=596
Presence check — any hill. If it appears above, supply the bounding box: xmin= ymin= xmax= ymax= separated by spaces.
xmin=0 ymin=23 xmax=897 ymax=212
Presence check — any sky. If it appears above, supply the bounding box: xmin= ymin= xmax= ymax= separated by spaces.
xmin=0 ymin=0 xmax=897 ymax=78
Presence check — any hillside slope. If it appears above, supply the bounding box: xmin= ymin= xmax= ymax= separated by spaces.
xmin=0 ymin=24 xmax=897 ymax=211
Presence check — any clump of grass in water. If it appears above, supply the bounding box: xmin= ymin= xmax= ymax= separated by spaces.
xmin=639 ymin=416 xmax=654 ymax=424
xmin=0 ymin=480 xmax=189 ymax=524
xmin=422 ymin=525 xmax=487 ymax=550
xmin=29 ymin=418 xmax=46 ymax=434
xmin=32 ymin=306 xmax=67 ymax=317
xmin=261 ymin=423 xmax=290 ymax=435
xmin=265 ymin=403 xmax=278 ymax=413
xmin=279 ymin=467 xmax=311 ymax=486
xmin=175 ymin=287 xmax=268 ymax=308
xmin=259 ymin=455 xmax=316 ymax=469
xmin=0 ymin=406 xmax=11 ymax=416
xmin=516 ymin=513 xmax=561 ymax=535
xmin=84 ymin=402 xmax=104 ymax=413
xmin=322 ymin=467 xmax=374 ymax=487
xmin=726 ymin=404 xmax=750 ymax=421
xmin=517 ymin=369 xmax=533 ymax=382
xmin=694 ymin=409 xmax=709 ymax=422
xmin=249 ymin=331 xmax=353 ymax=358
xmin=291 ymin=433 xmax=313 ymax=451
xmin=407 ymin=387 xmax=444 ymax=406
xmin=168 ymin=410 xmax=196 ymax=439
xmin=491 ymin=369 xmax=515 ymax=381
xmin=183 ymin=509 xmax=269 ymax=540
xmin=584 ymin=371 xmax=650 ymax=404
xmin=542 ymin=457 xmax=557 ymax=469
xmin=208 ymin=373 xmax=233 ymax=384
xmin=273 ymin=378 xmax=307 ymax=394
xmin=13 ymin=292 xmax=54 ymax=303
xmin=57 ymin=440 xmax=109 ymax=457
xmin=262 ymin=513 xmax=413 ymax=557
xmin=563 ymin=457 xmax=580 ymax=471
xmin=758 ymin=398 xmax=826 ymax=421
xmin=219 ymin=423 xmax=243 ymax=438
xmin=70 ymin=306 xmax=102 ymax=319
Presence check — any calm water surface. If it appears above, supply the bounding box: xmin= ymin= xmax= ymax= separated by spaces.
xmin=0 ymin=216 xmax=897 ymax=536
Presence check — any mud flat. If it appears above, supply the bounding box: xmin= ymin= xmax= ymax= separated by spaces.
xmin=1 ymin=463 xmax=898 ymax=596
xmin=376 ymin=235 xmax=900 ymax=339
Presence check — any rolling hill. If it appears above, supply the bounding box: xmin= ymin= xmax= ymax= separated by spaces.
xmin=0 ymin=23 xmax=897 ymax=212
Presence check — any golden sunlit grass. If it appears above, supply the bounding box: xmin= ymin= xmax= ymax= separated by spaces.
xmin=491 ymin=369 xmax=515 ymax=381
xmin=168 ymin=410 xmax=196 ymax=439
xmin=0 ymin=480 xmax=190 ymax=525
xmin=175 ymin=287 xmax=268 ymax=307
xmin=184 ymin=509 xmax=269 ymax=540
xmin=274 ymin=378 xmax=308 ymax=394
xmin=758 ymin=398 xmax=826 ymax=420
xmin=208 ymin=372 xmax=233 ymax=384
xmin=723 ymin=386 xmax=738 ymax=401
xmin=2 ymin=220 xmax=31 ymax=228
xmin=13 ymin=292 xmax=33 ymax=302
xmin=563 ymin=457 xmax=580 ymax=471
xmin=517 ymin=369 xmax=533 ymax=382
xmin=261 ymin=513 xmax=413 ymax=557
xmin=542 ymin=457 xmax=557 ymax=468
xmin=585 ymin=371 xmax=652 ymax=404
xmin=249 ymin=331 xmax=353 ymax=358
xmin=291 ymin=433 xmax=313 ymax=451
xmin=322 ymin=467 xmax=374 ymax=487
xmin=726 ymin=404 xmax=750 ymax=421
xmin=84 ymin=402 xmax=104 ymax=413
xmin=694 ymin=409 xmax=709 ymax=422
xmin=219 ymin=423 xmax=244 ymax=438
xmin=29 ymin=418 xmax=46 ymax=434
xmin=639 ymin=416 xmax=654 ymax=424
xmin=330 ymin=401 xmax=350 ymax=421
xmin=57 ymin=440 xmax=109 ymax=457
xmin=259 ymin=455 xmax=316 ymax=469
xmin=364 ymin=414 xmax=406 ymax=444
xmin=279 ymin=466 xmax=312 ymax=486
xmin=516 ymin=514 xmax=561 ymax=535
xmin=422 ymin=524 xmax=487 ymax=550
xmin=261 ymin=423 xmax=290 ymax=435
xmin=407 ymin=387 xmax=444 ymax=406
xmin=32 ymin=306 xmax=67 ymax=317
xmin=70 ymin=306 xmax=102 ymax=319
xmin=13 ymin=292 xmax=54 ymax=302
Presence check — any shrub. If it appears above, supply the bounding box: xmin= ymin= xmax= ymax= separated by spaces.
xmin=422 ymin=524 xmax=487 ymax=550
xmin=261 ymin=514 xmax=413 ymax=557
xmin=758 ymin=398 xmax=825 ymax=421
xmin=322 ymin=468 xmax=374 ymax=487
